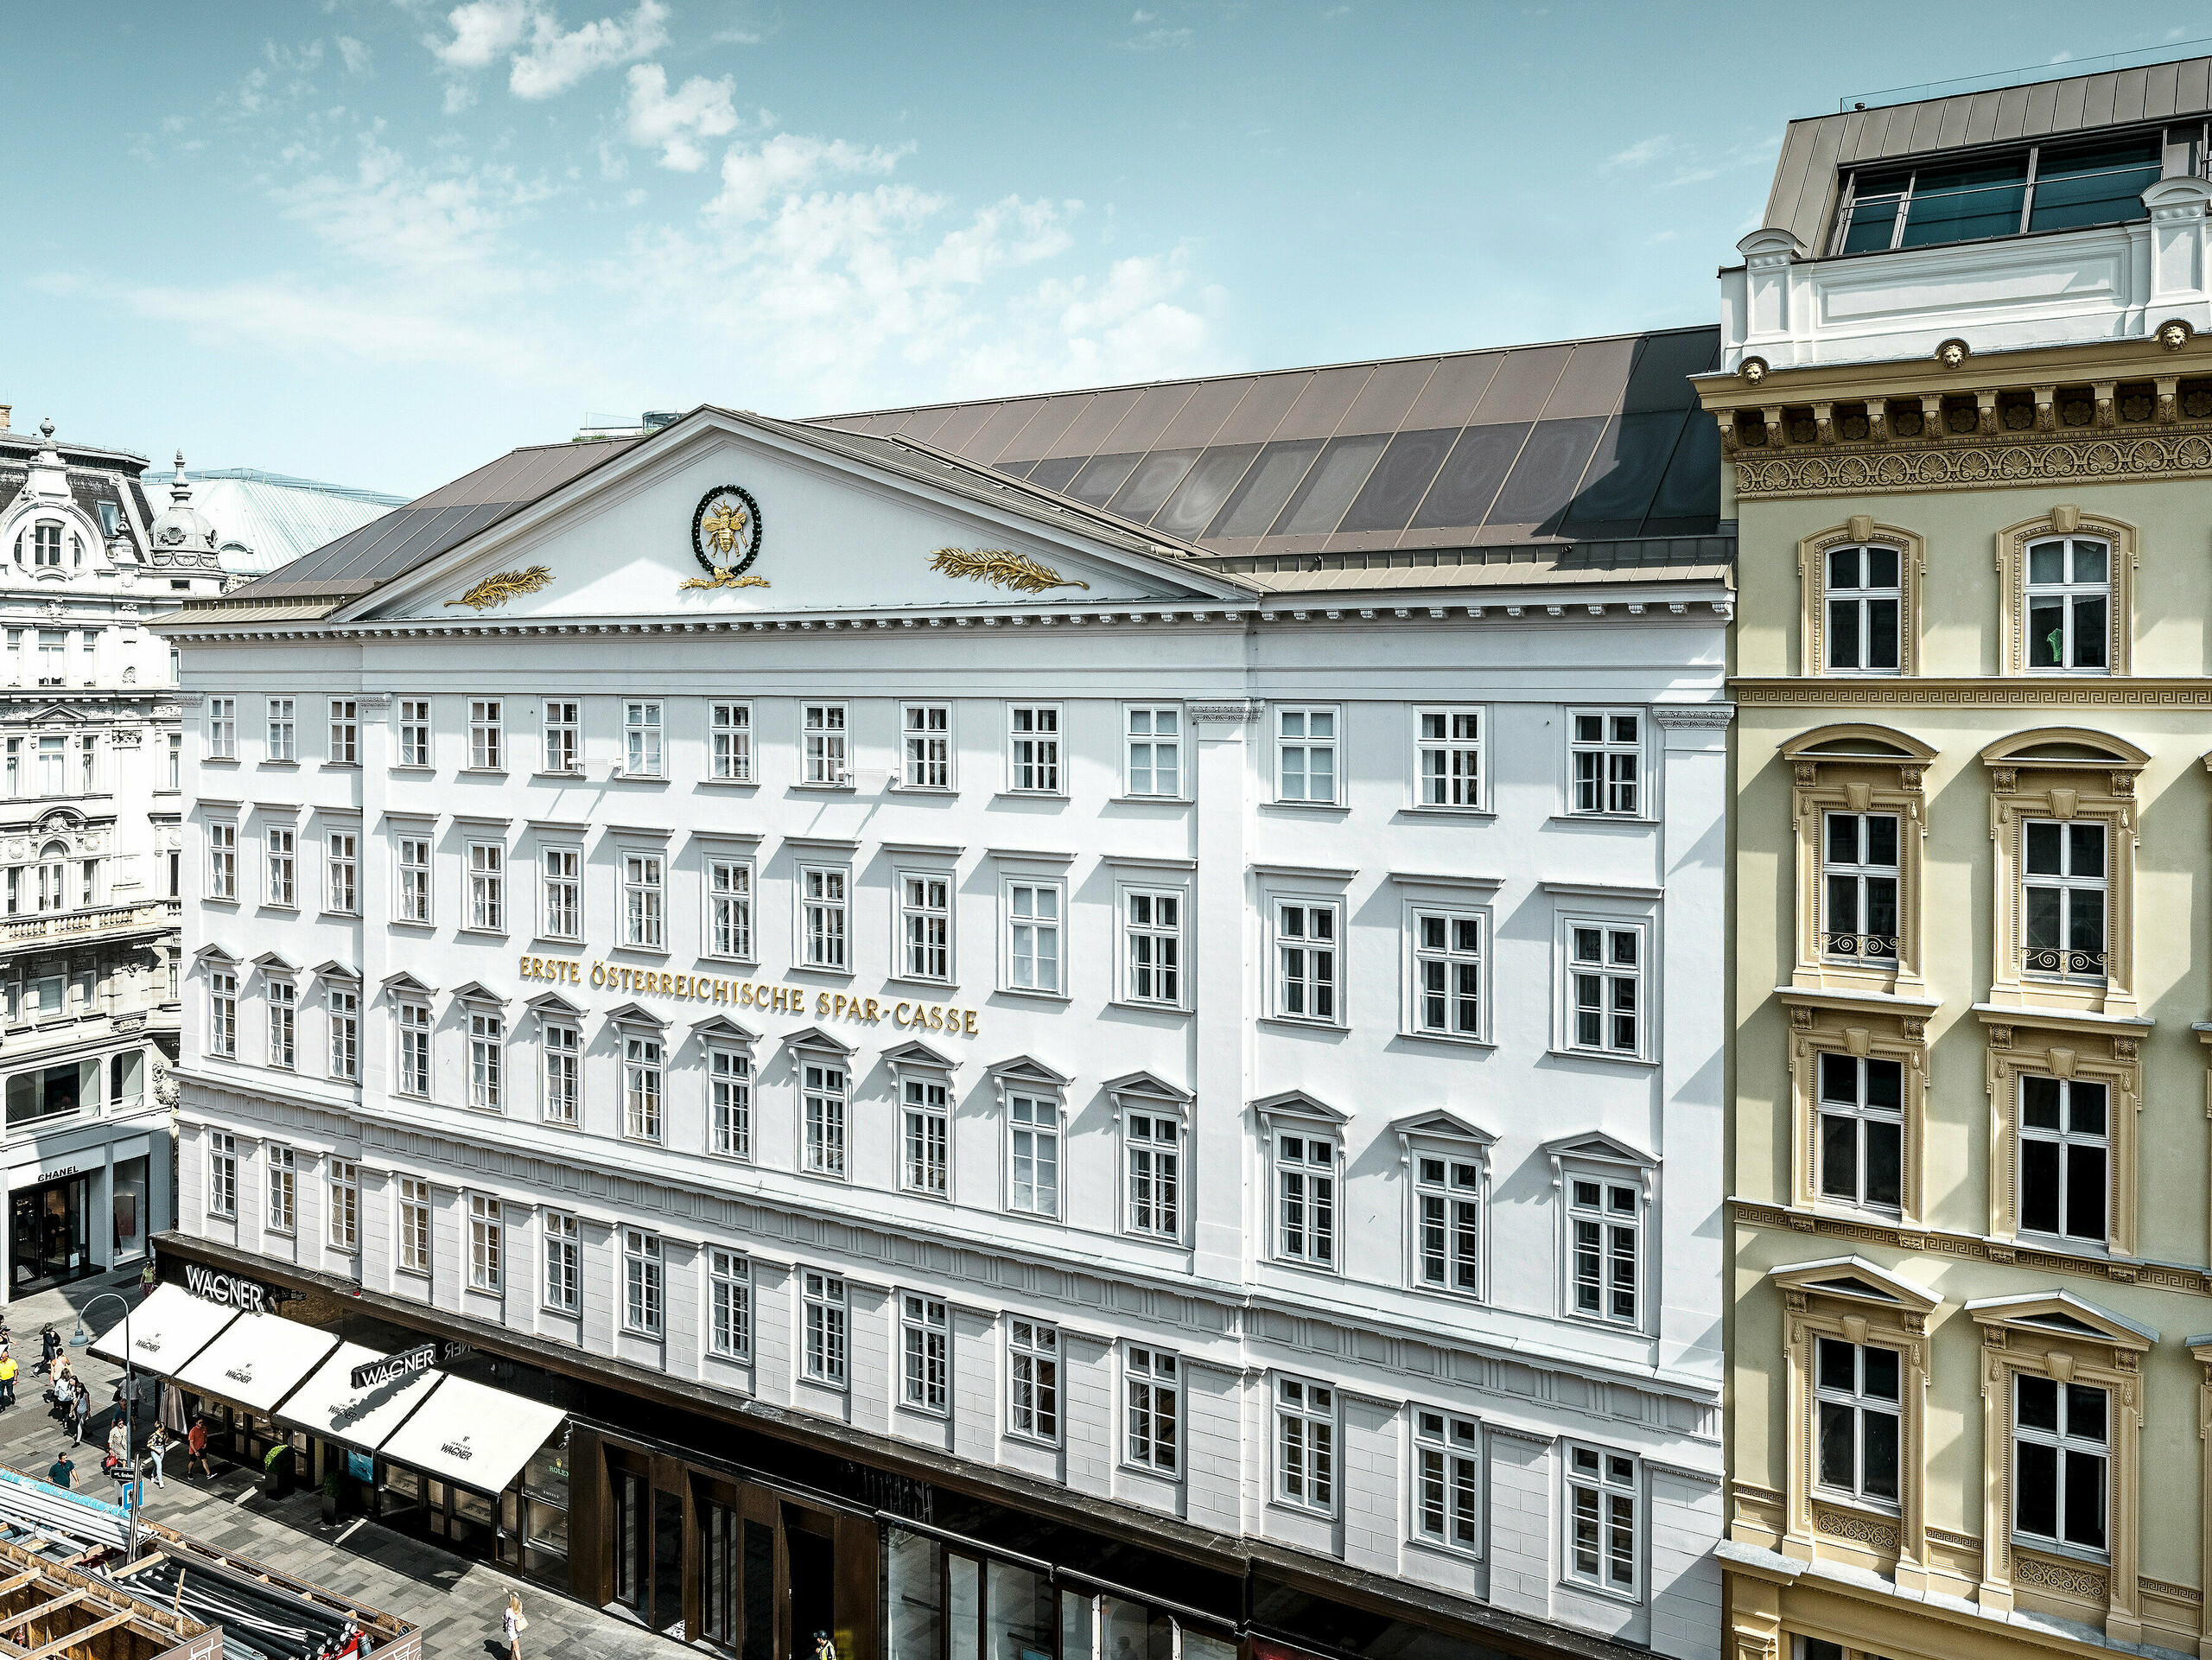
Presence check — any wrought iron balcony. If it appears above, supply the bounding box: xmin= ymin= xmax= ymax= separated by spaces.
xmin=2025 ymin=946 xmax=2107 ymax=977
xmin=1821 ymin=932 xmax=1898 ymax=964
xmin=0 ymin=900 xmax=180 ymax=950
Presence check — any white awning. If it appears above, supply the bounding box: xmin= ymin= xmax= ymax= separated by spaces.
xmin=378 ymin=1374 xmax=567 ymax=1495
xmin=275 ymin=1341 xmax=446 ymax=1453
xmin=86 ymin=1284 xmax=238 ymax=1375
xmin=173 ymin=1307 xmax=342 ymax=1415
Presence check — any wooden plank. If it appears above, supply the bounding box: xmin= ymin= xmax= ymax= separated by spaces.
xmin=105 ymin=1555 xmax=164 ymax=1581
xmin=18 ymin=1610 xmax=133 ymax=1660
xmin=0 ymin=1592 xmax=86 ymax=1636
xmin=0 ymin=1573 xmax=41 ymax=1600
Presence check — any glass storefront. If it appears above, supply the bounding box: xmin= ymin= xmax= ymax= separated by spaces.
xmin=10 ymin=1171 xmax=91 ymax=1293
xmin=112 ymin=1155 xmax=148 ymax=1261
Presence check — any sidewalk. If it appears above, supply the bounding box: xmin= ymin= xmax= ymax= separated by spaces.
xmin=0 ymin=1270 xmax=665 ymax=1660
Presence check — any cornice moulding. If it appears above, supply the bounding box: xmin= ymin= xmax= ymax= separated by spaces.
xmin=1732 ymin=677 xmax=2212 ymax=707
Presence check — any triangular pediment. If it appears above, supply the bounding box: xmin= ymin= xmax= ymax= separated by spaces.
xmin=691 ymin=1014 xmax=759 ymax=1045
xmin=342 ymin=410 xmax=1255 ymax=626
xmin=988 ymin=1053 xmax=1071 ymax=1088
xmin=1393 ymin=1109 xmax=1498 ymax=1148
xmin=1966 ymin=1290 xmax=2155 ymax=1351
xmin=1770 ymin=1255 xmax=1941 ymax=1315
xmin=1540 ymin=1130 xmax=1656 ymax=1171
xmin=782 ymin=1024 xmax=855 ymax=1057
xmin=1250 ymin=1089 xmax=1348 ymax=1124
xmin=1102 ymin=1071 xmax=1193 ymax=1106
xmin=882 ymin=1039 xmax=960 ymax=1072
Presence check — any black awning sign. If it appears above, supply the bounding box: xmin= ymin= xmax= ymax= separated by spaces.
xmin=349 ymin=1343 xmax=441 ymax=1391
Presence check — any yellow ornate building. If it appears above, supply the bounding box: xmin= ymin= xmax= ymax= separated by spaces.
xmin=1704 ymin=60 xmax=2212 ymax=1660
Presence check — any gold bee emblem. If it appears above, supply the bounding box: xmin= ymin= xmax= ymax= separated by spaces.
xmin=683 ymin=484 xmax=769 ymax=590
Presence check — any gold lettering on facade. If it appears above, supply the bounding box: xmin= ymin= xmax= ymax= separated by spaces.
xmin=516 ymin=952 xmax=980 ymax=1034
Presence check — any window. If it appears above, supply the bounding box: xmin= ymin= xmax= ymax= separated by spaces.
xmin=469 ymin=1194 xmax=503 ymax=1291
xmin=326 ymin=832 xmax=357 ymax=914
xmin=539 ymin=847 xmax=580 ymax=939
xmin=899 ymin=875 xmax=951 ymax=981
xmin=1126 ymin=1347 xmax=1179 ymax=1473
xmin=1566 ymin=921 xmax=1643 ymax=1058
xmin=266 ymin=1145 xmax=296 ymax=1232
xmin=1571 ymin=711 xmax=1641 ymax=815
xmin=78 ymin=734 xmax=96 ymax=794
xmin=168 ymin=734 xmax=181 ymax=790
xmin=31 ymin=525 xmax=59 ymax=569
xmin=1815 ymin=1339 xmax=1901 ymax=1507
xmin=1414 ymin=1411 xmax=1480 ymax=1552
xmin=1569 ymin=1177 xmax=1641 ymax=1326
xmin=903 ymin=704 xmax=950 ymax=787
xmin=468 ymin=700 xmax=503 ymax=769
xmin=1274 ymin=901 xmax=1338 ymax=1022
xmin=1275 ymin=707 xmax=1337 ymax=803
xmin=35 ymin=735 xmax=61 ymax=797
xmin=1833 ymin=135 xmax=2162 ymax=256
xmin=469 ymin=1013 xmax=504 ymax=1110
xmin=1123 ymin=889 xmax=1181 ymax=1005
xmin=1008 ymin=1320 xmax=1058 ymax=1441
xmin=543 ymin=701 xmax=580 ymax=773
xmin=35 ymin=632 xmax=60 ymax=688
xmin=624 ymin=1035 xmax=663 ymax=1141
xmin=2024 ymin=819 xmax=2107 ymax=979
xmin=1415 ymin=1154 xmax=1481 ymax=1296
xmin=208 ymin=823 xmax=238 ymax=900
xmin=267 ymin=979 xmax=296 ymax=1068
xmin=543 ymin=1212 xmax=580 ymax=1312
xmin=264 ymin=826 xmax=296 ymax=907
xmin=2015 ymin=1374 xmax=2107 ymax=1555
xmin=1008 ymin=1093 xmax=1060 ymax=1217
xmin=397 ymin=1002 xmax=431 ymax=1097
xmin=168 ymin=849 xmax=180 ymax=899
xmin=803 ymin=1271 xmax=848 ymax=1384
xmin=397 ymin=836 xmax=431 ymax=924
xmin=802 ymin=1059 xmax=847 ymax=1176
xmin=327 ymin=988 xmax=359 ymax=1080
xmin=1125 ymin=1114 xmax=1180 ymax=1239
xmin=1125 ymin=706 xmax=1180 ymax=797
xmin=1818 ymin=1054 xmax=1903 ymax=1212
xmin=1566 ymin=1445 xmax=1639 ymax=1597
xmin=623 ymin=702 xmax=663 ymax=776
xmin=711 ymin=703 xmax=752 ymax=780
xmin=900 ymin=1294 xmax=950 ymax=1412
xmin=208 ymin=697 xmax=236 ymax=759
xmin=902 ymin=1076 xmax=949 ymax=1196
xmin=1274 ymin=1377 xmax=1333 ymax=1511
xmin=35 ymin=839 xmax=64 ymax=913
xmin=207 ymin=1132 xmax=238 ymax=1217
xmin=2024 ymin=538 xmax=2111 ymax=672
xmin=397 ymin=699 xmax=430 ymax=767
xmin=327 ymin=1160 xmax=359 ymax=1251
xmin=801 ymin=867 xmax=848 ymax=970
xmin=1416 ymin=708 xmax=1481 ymax=806
xmin=700 ymin=857 xmax=752 ymax=960
xmin=1822 ymin=811 xmax=1898 ymax=964
xmin=624 ymin=1228 xmax=664 ymax=1334
xmin=622 ymin=852 xmax=664 ymax=948
xmin=712 ymin=1053 xmax=756 ymax=1160
xmin=1412 ymin=910 xmax=1482 ymax=1038
xmin=467 ymin=843 xmax=505 ymax=932
xmin=542 ymin=1023 xmax=580 ymax=1124
xmin=1275 ymin=1133 xmax=1336 ymax=1267
xmin=398 ymin=1177 xmax=430 ymax=1273
xmin=208 ymin=970 xmax=238 ymax=1057
xmin=266 ymin=698 xmax=296 ymax=761
xmin=1006 ymin=881 xmax=1061 ymax=993
xmin=1825 ymin=545 xmax=1902 ymax=672
xmin=2020 ymin=1075 xmax=2107 ymax=1244
xmin=1008 ymin=705 xmax=1060 ymax=792
xmin=328 ymin=699 xmax=358 ymax=764
xmin=802 ymin=703 xmax=847 ymax=785
xmin=709 ymin=1250 xmax=751 ymax=1357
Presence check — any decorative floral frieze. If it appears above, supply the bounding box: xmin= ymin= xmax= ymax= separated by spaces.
xmin=1736 ymin=432 xmax=2212 ymax=499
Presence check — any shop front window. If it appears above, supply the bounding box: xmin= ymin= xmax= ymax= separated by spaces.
xmin=6 ymin=1058 xmax=96 ymax=1126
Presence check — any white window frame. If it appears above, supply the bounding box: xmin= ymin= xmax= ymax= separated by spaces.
xmin=266 ymin=1144 xmax=296 ymax=1233
xmin=397 ymin=699 xmax=431 ymax=769
xmin=1411 ymin=1146 xmax=1485 ymax=1301
xmin=1003 ymin=877 xmax=1065 ymax=996
xmin=266 ymin=697 xmax=296 ymax=763
xmin=1825 ymin=544 xmax=1904 ymax=675
xmin=327 ymin=1159 xmax=359 ymax=1251
xmin=1816 ymin=1052 xmax=1905 ymax=1214
xmin=207 ymin=822 xmax=238 ymax=902
xmin=1272 ymin=1124 xmax=1338 ymax=1271
xmin=623 ymin=1227 xmax=664 ymax=1335
xmin=709 ymin=1249 xmax=751 ymax=1358
xmin=207 ymin=970 xmax=238 ymax=1058
xmin=266 ymin=977 xmax=297 ymax=1069
xmin=1560 ymin=914 xmax=1649 ymax=1062
xmin=710 ymin=702 xmax=753 ymax=782
xmin=1119 ymin=884 xmax=1185 ymax=1009
xmin=539 ymin=845 xmax=582 ymax=941
xmin=901 ymin=703 xmax=952 ymax=790
xmin=543 ymin=700 xmax=581 ymax=774
xmin=899 ymin=1069 xmax=950 ymax=1199
xmin=397 ymin=835 xmax=432 ymax=925
xmin=325 ymin=831 xmax=358 ymax=916
xmin=1563 ymin=1167 xmax=1646 ymax=1329
xmin=623 ymin=700 xmax=664 ymax=778
xmin=621 ymin=850 xmax=665 ymax=950
xmin=260 ymin=824 xmax=291 ymax=907
xmin=1124 ymin=1345 xmax=1179 ymax=1475
xmin=541 ymin=1020 xmax=581 ymax=1125
xmin=468 ymin=1193 xmax=503 ymax=1292
xmin=900 ymin=1293 xmax=950 ymax=1414
xmin=1007 ymin=1320 xmax=1060 ymax=1442
xmin=798 ymin=865 xmax=849 ymax=971
xmin=467 ymin=842 xmax=505 ymax=933
xmin=2024 ymin=536 xmax=2112 ymax=675
xmin=468 ymin=699 xmax=504 ymax=770
xmin=2023 ymin=817 xmax=2108 ymax=983
xmin=468 ymin=1011 xmax=504 ymax=1111
xmin=1007 ymin=703 xmax=1063 ymax=795
xmin=328 ymin=699 xmax=359 ymax=765
xmin=1122 ymin=1109 xmax=1183 ymax=1242
xmin=1564 ymin=1443 xmax=1642 ymax=1600
xmin=1274 ymin=705 xmax=1339 ymax=805
xmin=2012 ymin=1371 xmax=2109 ymax=1557
xmin=543 ymin=1210 xmax=580 ymax=1313
xmin=803 ymin=1269 xmax=848 ymax=1386
xmin=709 ymin=1045 xmax=753 ymax=1161
xmin=1122 ymin=704 xmax=1183 ymax=799
xmin=1414 ymin=706 xmax=1484 ymax=810
xmin=397 ymin=1177 xmax=430 ymax=1274
xmin=1814 ymin=1336 xmax=1904 ymax=1511
xmin=623 ymin=1032 xmax=664 ymax=1142
xmin=801 ymin=703 xmax=849 ymax=786
xmin=1568 ymin=708 xmax=1644 ymax=817
xmin=1413 ymin=1409 xmax=1482 ymax=1555
xmin=705 ymin=855 xmax=754 ymax=962
xmin=207 ymin=697 xmax=237 ymax=760
xmin=896 ymin=869 xmax=953 ymax=983
xmin=1274 ymin=1375 xmax=1336 ymax=1514
xmin=327 ymin=986 xmax=359 ymax=1080
xmin=207 ymin=1131 xmax=238 ymax=1218
xmin=2019 ymin=1074 xmax=2110 ymax=1245
xmin=1407 ymin=903 xmax=1486 ymax=1041
xmin=1007 ymin=1090 xmax=1062 ymax=1218
xmin=1822 ymin=809 xmax=1901 ymax=966
xmin=396 ymin=1000 xmax=432 ymax=1098
xmin=1269 ymin=898 xmax=1342 ymax=1025
xmin=799 ymin=1053 xmax=849 ymax=1179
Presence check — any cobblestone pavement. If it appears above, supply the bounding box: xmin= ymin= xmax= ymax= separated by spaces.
xmin=0 ymin=1270 xmax=666 ymax=1660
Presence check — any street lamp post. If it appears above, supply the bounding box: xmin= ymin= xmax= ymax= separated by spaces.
xmin=70 ymin=1292 xmax=140 ymax=1561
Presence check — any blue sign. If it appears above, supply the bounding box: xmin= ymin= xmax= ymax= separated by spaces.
xmin=346 ymin=1449 xmax=374 ymax=1482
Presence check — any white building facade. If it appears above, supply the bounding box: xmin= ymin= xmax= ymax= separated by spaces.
xmin=161 ymin=399 xmax=1731 ymax=1660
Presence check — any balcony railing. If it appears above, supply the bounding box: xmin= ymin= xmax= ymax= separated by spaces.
xmin=0 ymin=900 xmax=180 ymax=949
xmin=1821 ymin=932 xmax=1898 ymax=964
xmin=2025 ymin=946 xmax=2107 ymax=977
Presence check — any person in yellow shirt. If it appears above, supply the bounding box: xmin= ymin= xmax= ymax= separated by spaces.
xmin=0 ymin=1352 xmax=18 ymax=1410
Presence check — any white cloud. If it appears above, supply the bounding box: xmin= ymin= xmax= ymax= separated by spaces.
xmin=1125 ymin=26 xmax=1192 ymax=48
xmin=271 ymin=132 xmax=538 ymax=296
xmin=428 ymin=0 xmax=533 ymax=70
xmin=706 ymin=133 xmax=911 ymax=221
xmin=625 ymin=63 xmax=739 ymax=171
xmin=337 ymin=35 xmax=373 ymax=75
xmin=427 ymin=0 xmax=667 ymax=99
xmin=711 ymin=28 xmax=764 ymax=44
xmin=1606 ymin=135 xmax=1673 ymax=169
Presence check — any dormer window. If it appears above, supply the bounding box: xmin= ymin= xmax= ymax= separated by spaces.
xmin=31 ymin=524 xmax=60 ymax=568
xmin=96 ymin=501 xmax=118 ymax=537
xmin=1833 ymin=133 xmax=2164 ymax=257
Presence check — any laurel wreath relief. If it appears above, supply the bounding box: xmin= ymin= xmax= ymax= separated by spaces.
xmin=927 ymin=547 xmax=1090 ymax=594
xmin=445 ymin=566 xmax=553 ymax=610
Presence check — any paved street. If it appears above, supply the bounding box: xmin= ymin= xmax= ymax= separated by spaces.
xmin=0 ymin=1270 xmax=664 ymax=1660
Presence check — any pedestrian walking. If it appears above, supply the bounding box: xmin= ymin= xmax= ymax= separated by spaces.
xmin=0 ymin=1350 xmax=18 ymax=1409
xmin=47 ymin=1451 xmax=72 ymax=1491
xmin=38 ymin=1326 xmax=59 ymax=1377
xmin=106 ymin=1417 xmax=127 ymax=1461
xmin=186 ymin=1417 xmax=212 ymax=1479
xmin=146 ymin=1427 xmax=169 ymax=1489
xmin=68 ymin=1387 xmax=89 ymax=1447
xmin=500 ymin=1592 xmax=526 ymax=1660
xmin=137 ymin=1259 xmax=156 ymax=1299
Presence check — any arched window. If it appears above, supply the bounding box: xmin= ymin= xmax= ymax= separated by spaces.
xmin=37 ymin=840 xmax=67 ymax=913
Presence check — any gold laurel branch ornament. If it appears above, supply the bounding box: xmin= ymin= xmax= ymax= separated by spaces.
xmin=928 ymin=547 xmax=1090 ymax=594
xmin=679 ymin=570 xmax=772 ymax=590
xmin=445 ymin=565 xmax=553 ymax=611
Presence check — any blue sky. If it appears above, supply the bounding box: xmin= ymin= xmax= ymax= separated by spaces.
xmin=6 ymin=3 xmax=2208 ymax=494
